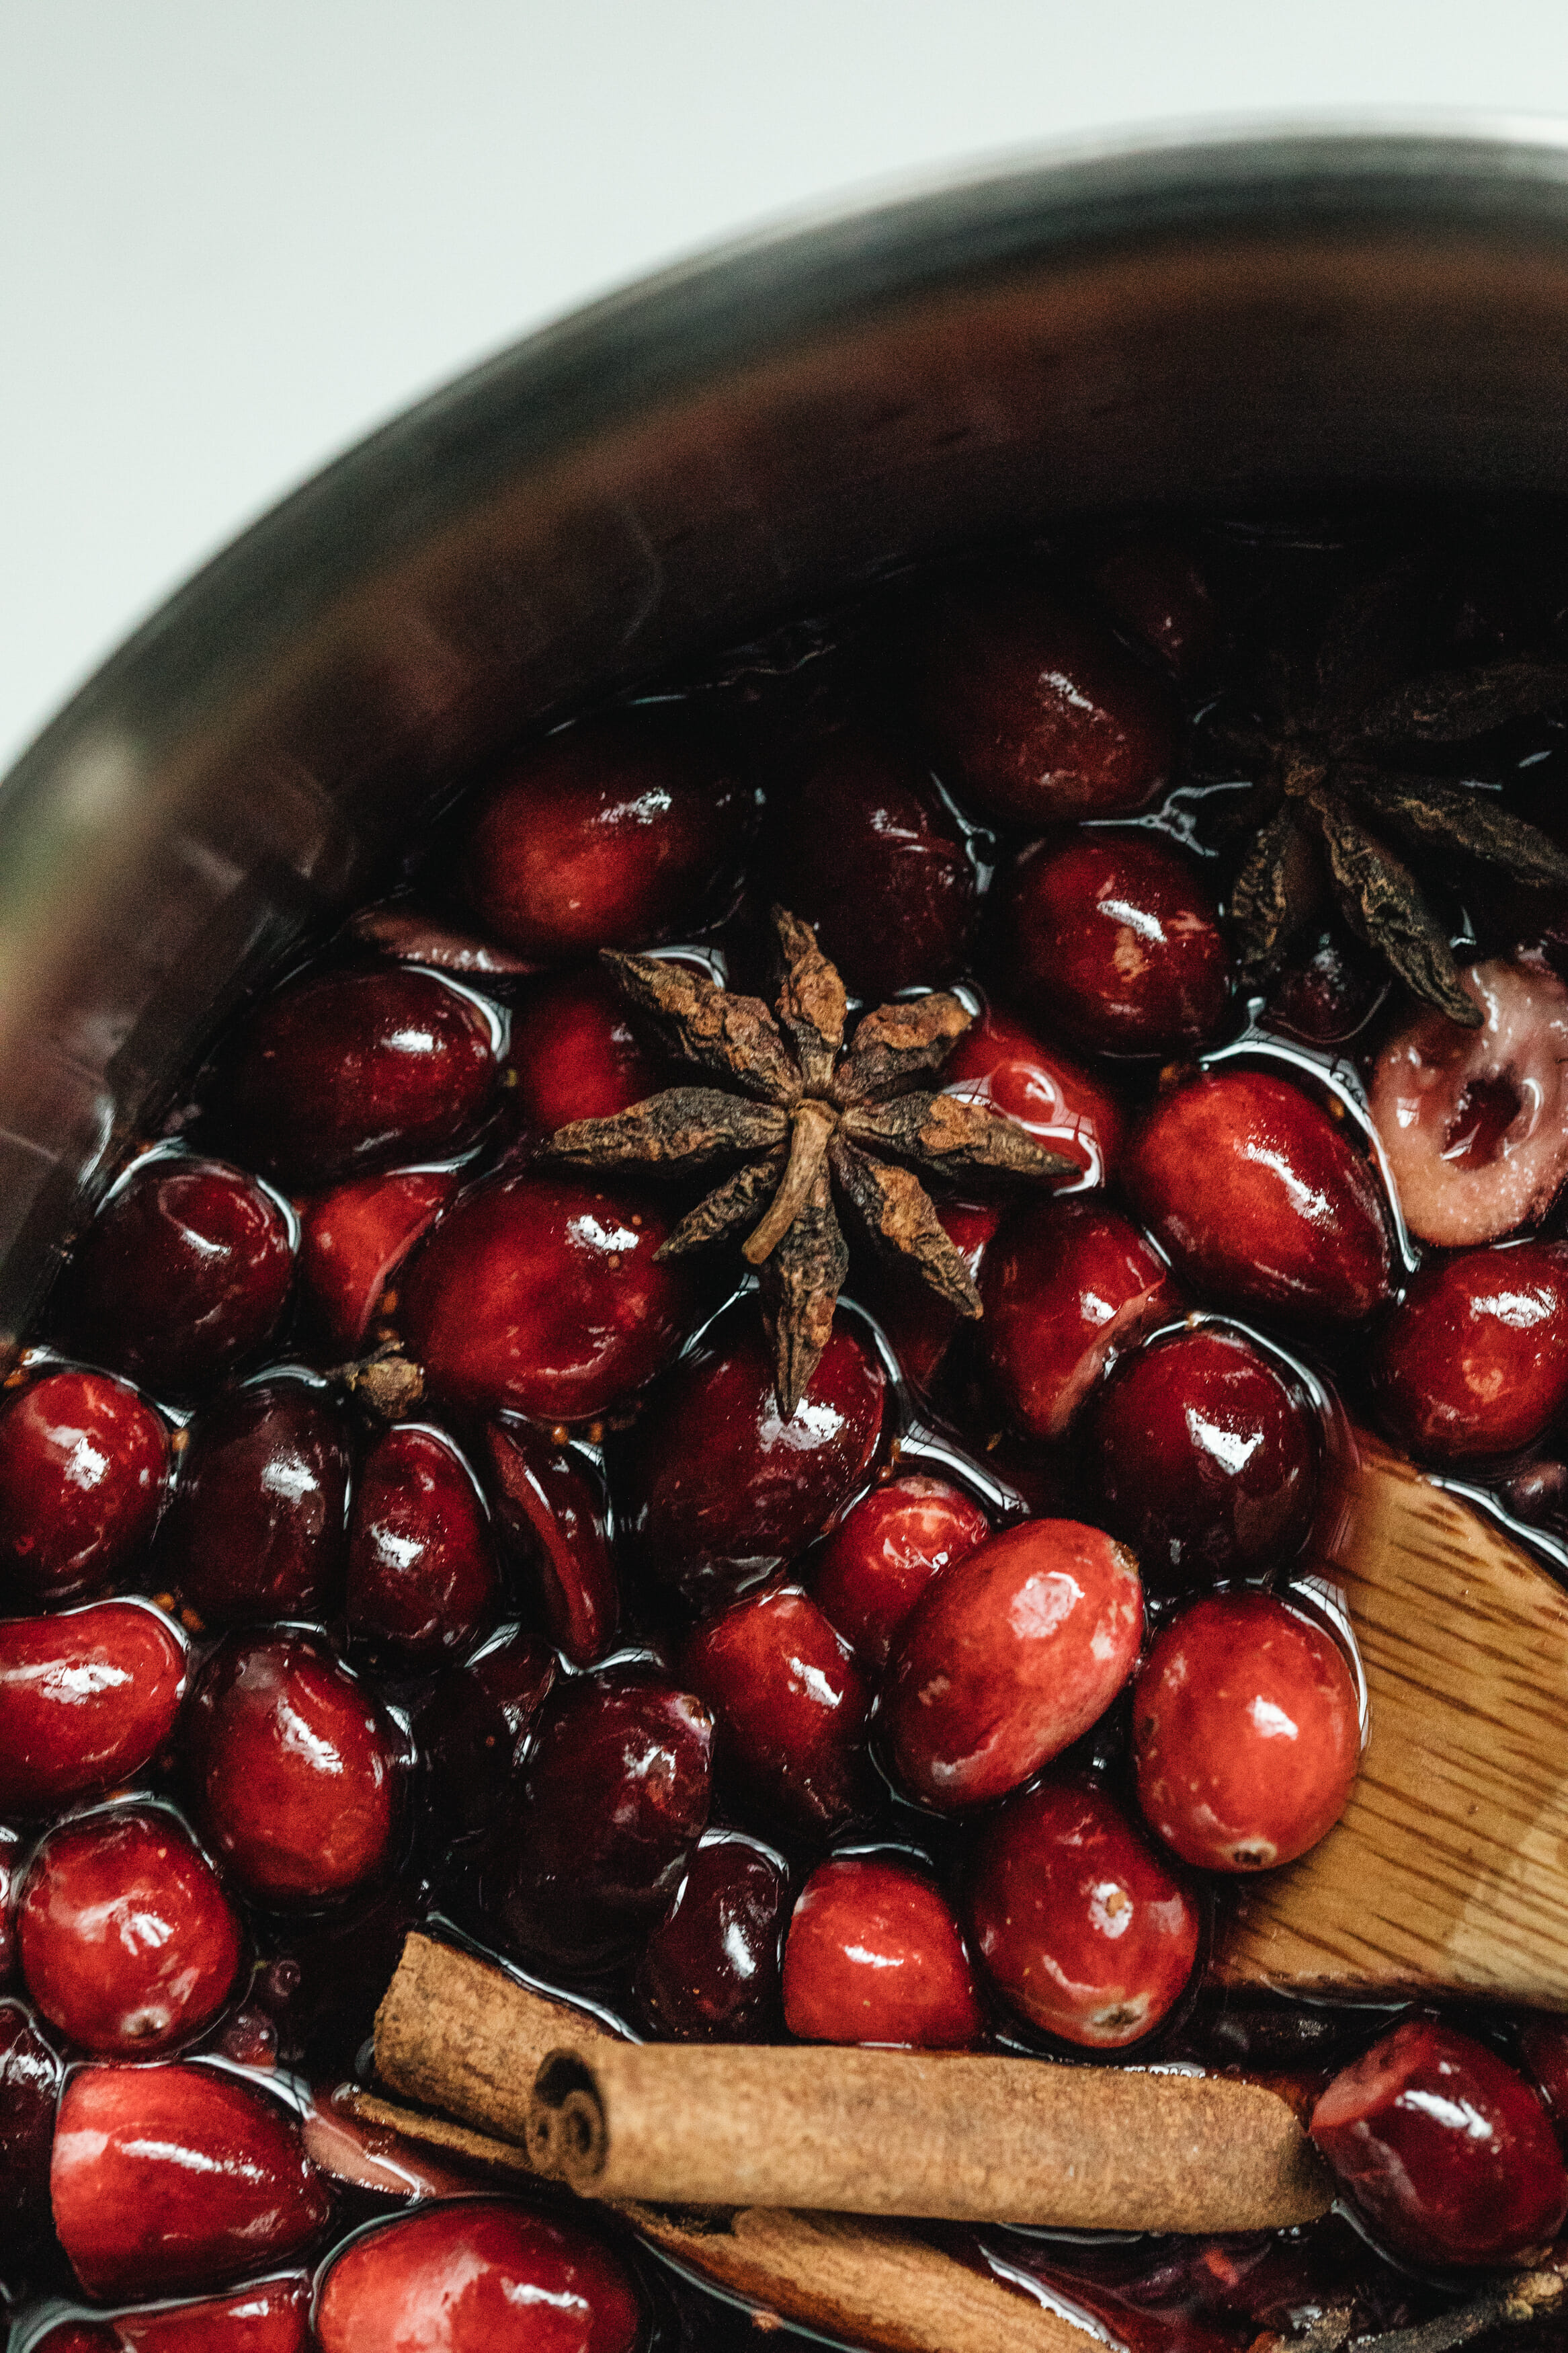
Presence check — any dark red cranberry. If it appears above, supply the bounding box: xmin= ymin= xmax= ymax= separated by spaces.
xmin=185 ymin=1630 xmax=405 ymax=1905
xmin=462 ymin=708 xmax=749 ymax=958
xmin=352 ymin=903 xmax=542 ymax=975
xmin=18 ymin=1804 xmax=243 ymax=2052
xmin=856 ymin=1198 xmax=1002 ymax=1395
xmin=1311 ymin=2020 xmax=1568 ymax=2266
xmin=0 ymin=1368 xmax=167 ymax=1606
xmin=0 ymin=1823 xmax=17 ymax=1983
xmin=347 ymin=1421 xmax=498 ymax=1663
xmin=507 ymin=965 xmax=673 ymax=1133
xmin=316 ymin=2200 xmax=641 ymax=2353
xmin=51 ymin=2061 xmax=333 ymax=2299
xmin=0 ymin=1996 xmax=60 ymax=2245
xmin=1091 ymin=536 xmax=1217 ymax=678
xmin=159 ymin=1378 xmax=350 ymax=1627
xmin=1499 ymin=1457 xmax=1568 ymax=1525
xmin=300 ymin=1167 xmax=458 ymax=1350
xmin=915 ymin=574 xmax=1175 ymax=826
xmin=1134 ymin=1593 xmax=1360 ymax=1872
xmin=813 ymin=1474 xmax=989 ymax=1667
xmin=970 ymin=1776 xmax=1200 ymax=2047
xmin=636 ymin=1828 xmax=789 ymax=2042
xmin=402 ymin=1172 xmax=694 ymax=1424
xmin=1003 ymin=833 xmax=1232 ymax=1058
xmin=483 ymin=1418 xmax=618 ymax=1665
xmin=1089 ymin=1324 xmax=1319 ymax=1587
xmin=0 ymin=1599 xmax=187 ymax=1816
xmin=942 ymin=1001 xmax=1126 ymax=1184
xmin=1372 ymin=1241 xmax=1568 ymax=1462
xmin=979 ymin=1199 xmax=1175 ymax=1439
xmin=1126 ymin=1072 xmax=1393 ymax=1323
xmin=224 ymin=967 xmax=499 ymax=1189
xmin=782 ymin=1854 xmax=983 ymax=2048
xmin=37 ymin=2276 xmax=313 ymax=2350
xmin=1520 ymin=2016 xmax=1568 ymax=2144
xmin=881 ymin=1519 xmax=1143 ymax=1811
xmin=499 ymin=1671 xmax=712 ymax=1968
xmin=1264 ymin=927 xmax=1386 ymax=1044
xmin=684 ymin=1584 xmax=873 ymax=1837
xmin=415 ymin=1624 xmax=556 ymax=1837
xmin=66 ymin=1154 xmax=294 ymax=1392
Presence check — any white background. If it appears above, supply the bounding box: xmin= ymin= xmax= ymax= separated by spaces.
xmin=4 ymin=0 xmax=1568 ymax=774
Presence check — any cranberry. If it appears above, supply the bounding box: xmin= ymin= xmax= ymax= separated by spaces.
xmin=38 ymin=2277 xmax=313 ymax=2351
xmin=315 ymin=2200 xmax=641 ymax=2353
xmin=462 ymin=707 xmax=749 ymax=957
xmin=636 ymin=1829 xmax=789 ymax=2042
xmin=1091 ymin=536 xmax=1217 ymax=678
xmin=0 ymin=1368 xmax=168 ymax=1607
xmin=415 ymin=1624 xmax=556 ymax=1837
xmin=347 ymin=1421 xmax=498 ymax=1663
xmin=0 ymin=1599 xmax=187 ymax=1817
xmin=856 ymin=1197 xmax=1001 ymax=1395
xmin=969 ymin=1777 xmax=1200 ymax=2048
xmin=782 ymin=1853 xmax=983 ymax=2048
xmin=1263 ymin=927 xmax=1386 ymax=1045
xmin=1369 ymin=957 xmax=1568 ymax=1246
xmin=185 ymin=1630 xmax=405 ymax=1905
xmin=1372 ymin=1240 xmax=1568 ymax=1462
xmin=402 ymin=1171 xmax=693 ymax=1424
xmin=18 ymin=1804 xmax=243 ymax=2053
xmin=1134 ymin=1593 xmax=1361 ymax=1871
xmin=621 ymin=1310 xmax=884 ymax=1608
xmin=684 ymin=1584 xmax=873 ymax=1837
xmin=1004 ymin=834 xmax=1233 ymax=1057
xmin=0 ymin=1823 xmax=17 ymax=1983
xmin=813 ymin=1474 xmax=990 ymax=1667
xmin=979 ymin=1199 xmax=1175 ymax=1439
xmin=0 ymin=1996 xmax=60 ymax=2245
xmin=1089 ymin=1324 xmax=1319 ymax=1587
xmin=507 ymin=965 xmax=672 ymax=1133
xmin=1125 ymin=1071 xmax=1393 ymax=1323
xmin=1520 ymin=2016 xmax=1568 ymax=2145
xmin=915 ymin=573 xmax=1175 ymax=825
xmin=159 ymin=1378 xmax=350 ymax=1627
xmin=65 ymin=1154 xmax=294 ymax=1392
xmin=942 ymin=1001 xmax=1126 ymax=1185
xmin=483 ymin=1417 xmax=618 ymax=1665
xmin=301 ymin=2085 xmax=477 ymax=2198
xmin=51 ymin=2062 xmax=333 ymax=2299
xmin=300 ymin=1167 xmax=458 ymax=1350
xmin=1311 ymin=2020 xmax=1568 ymax=2266
xmin=880 ymin=1519 xmax=1143 ymax=1810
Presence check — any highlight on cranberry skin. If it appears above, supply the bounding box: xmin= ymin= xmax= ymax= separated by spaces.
xmin=812 ymin=1474 xmax=990 ymax=1668
xmin=1311 ymin=2020 xmax=1568 ymax=2267
xmin=684 ymin=1584 xmax=874 ymax=1838
xmin=942 ymin=1001 xmax=1126 ymax=1187
xmin=636 ymin=1827 xmax=789 ymax=2044
xmin=1371 ymin=1240 xmax=1568 ymax=1463
xmin=782 ymin=1853 xmax=983 ymax=2049
xmin=0 ymin=1824 xmax=18 ymax=1983
xmin=157 ymin=1378 xmax=351 ymax=1628
xmin=979 ymin=1199 xmax=1175 ymax=1441
xmin=300 ymin=1166 xmax=459 ymax=1351
xmin=347 ymin=1421 xmax=499 ymax=1665
xmin=313 ymin=2198 xmax=643 ymax=2353
xmin=0 ymin=1599 xmax=188 ymax=1818
xmin=0 ymin=1368 xmax=168 ymax=1607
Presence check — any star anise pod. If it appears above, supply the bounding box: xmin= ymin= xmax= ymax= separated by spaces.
xmin=538 ymin=910 xmax=1073 ymax=1413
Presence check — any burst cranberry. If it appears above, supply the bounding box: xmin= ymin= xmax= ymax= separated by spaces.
xmin=0 ymin=1997 xmax=60 ymax=2245
xmin=66 ymin=1154 xmax=294 ymax=1392
xmin=1091 ymin=535 xmax=1217 ymax=678
xmin=684 ymin=1584 xmax=873 ymax=1837
xmin=942 ymin=1002 xmax=1126 ymax=1184
xmin=507 ymin=965 xmax=673 ymax=1133
xmin=857 ymin=1197 xmax=1002 ymax=1394
xmin=402 ymin=1171 xmax=693 ymax=1423
xmin=782 ymin=1854 xmax=983 ymax=2048
xmin=36 ymin=2276 xmax=313 ymax=2351
xmin=0 ymin=1823 xmax=17 ymax=1982
xmin=483 ymin=1418 xmax=617 ymax=1665
xmin=1134 ymin=1593 xmax=1361 ymax=1871
xmin=916 ymin=574 xmax=1175 ymax=825
xmin=18 ymin=1805 xmax=243 ymax=2053
xmin=813 ymin=1475 xmax=990 ymax=1667
xmin=880 ymin=1519 xmax=1143 ymax=1810
xmin=970 ymin=1777 xmax=1199 ymax=2047
xmin=1126 ymin=1071 xmax=1393 ymax=1323
xmin=1264 ymin=927 xmax=1386 ymax=1044
xmin=1004 ymin=834 xmax=1232 ymax=1057
xmin=636 ymin=1829 xmax=789 ymax=2042
xmin=51 ymin=2062 xmax=333 ymax=2299
xmin=300 ymin=1168 xmax=459 ymax=1349
xmin=347 ymin=1421 xmax=498 ymax=1663
xmin=1372 ymin=1241 xmax=1568 ymax=1461
xmin=0 ymin=1599 xmax=187 ymax=1816
xmin=979 ymin=1199 xmax=1175 ymax=1439
xmin=315 ymin=2200 xmax=641 ymax=2353
xmin=0 ymin=1368 xmax=167 ymax=1607
xmin=159 ymin=1378 xmax=350 ymax=1626
xmin=1089 ymin=1325 xmax=1319 ymax=1587
xmin=416 ymin=1623 xmax=556 ymax=1837
xmin=185 ymin=1630 xmax=405 ymax=1904
xmin=1311 ymin=2020 xmax=1568 ymax=2266
xmin=301 ymin=2086 xmax=476 ymax=2198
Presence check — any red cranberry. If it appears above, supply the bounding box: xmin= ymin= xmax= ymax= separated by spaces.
xmin=915 ymin=574 xmax=1175 ymax=826
xmin=880 ymin=1519 xmax=1143 ymax=1810
xmin=159 ymin=1378 xmax=350 ymax=1627
xmin=507 ymin=965 xmax=672 ymax=1133
xmin=1372 ymin=1240 xmax=1568 ymax=1462
xmin=1091 ymin=536 xmax=1217 ymax=678
xmin=66 ymin=1154 xmax=294 ymax=1392
xmin=1089 ymin=1325 xmax=1319 ymax=1587
xmin=224 ymin=967 xmax=499 ymax=1189
xmin=415 ymin=1624 xmax=556 ymax=1837
xmin=970 ymin=1777 xmax=1200 ymax=2048
xmin=315 ymin=2200 xmax=641 ymax=2353
xmin=18 ymin=1804 xmax=243 ymax=2052
xmin=636 ymin=1828 xmax=789 ymax=2042
xmin=1263 ymin=927 xmax=1386 ymax=1045
xmin=856 ymin=1197 xmax=1001 ymax=1395
xmin=1004 ymin=834 xmax=1232 ymax=1057
xmin=782 ymin=1854 xmax=983 ymax=2048
xmin=185 ymin=1630 xmax=405 ymax=1905
xmin=347 ymin=1421 xmax=498 ymax=1663
xmin=0 ymin=1823 xmax=17 ymax=1982
xmin=483 ymin=1418 xmax=618 ymax=1665
xmin=1134 ymin=1593 xmax=1361 ymax=1871
xmin=813 ymin=1474 xmax=989 ymax=1667
xmin=1311 ymin=2020 xmax=1568 ymax=2266
xmin=684 ymin=1584 xmax=873 ymax=1837
xmin=402 ymin=1171 xmax=693 ymax=1424
xmin=0 ymin=1369 xmax=167 ymax=1607
xmin=1520 ymin=2016 xmax=1568 ymax=2145
xmin=979 ymin=1199 xmax=1175 ymax=1439
xmin=301 ymin=2085 xmax=476 ymax=2199
xmin=942 ymin=1001 xmax=1126 ymax=1185
xmin=0 ymin=1996 xmax=60 ymax=2246
xmin=0 ymin=1599 xmax=187 ymax=1816
xmin=39 ymin=2277 xmax=313 ymax=2351
xmin=462 ymin=708 xmax=749 ymax=957
xmin=300 ymin=1167 xmax=458 ymax=1350
xmin=1126 ymin=1071 xmax=1393 ymax=1323
xmin=51 ymin=2061 xmax=333 ymax=2299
